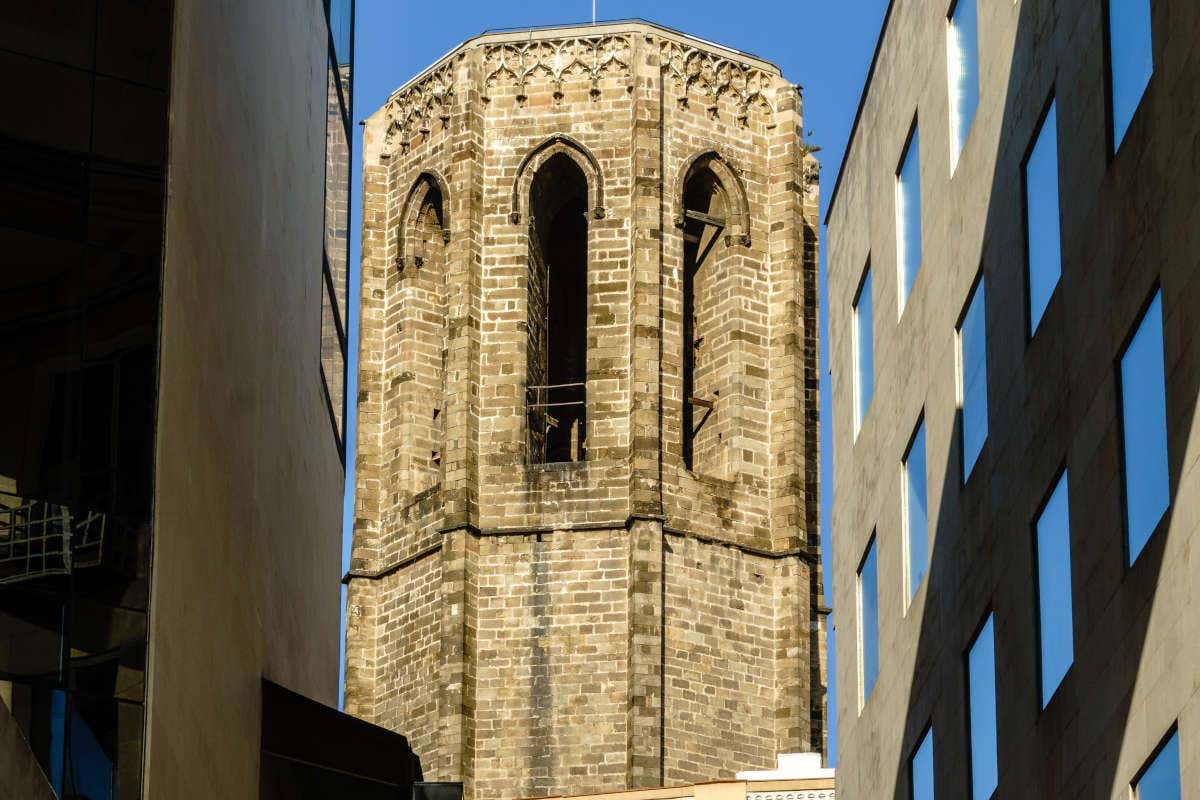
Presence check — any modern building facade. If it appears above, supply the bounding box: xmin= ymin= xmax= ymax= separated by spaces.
xmin=346 ymin=20 xmax=826 ymax=800
xmin=0 ymin=2 xmax=416 ymax=798
xmin=827 ymin=0 xmax=1198 ymax=798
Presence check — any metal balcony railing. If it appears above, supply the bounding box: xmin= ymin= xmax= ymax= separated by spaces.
xmin=0 ymin=499 xmax=105 ymax=585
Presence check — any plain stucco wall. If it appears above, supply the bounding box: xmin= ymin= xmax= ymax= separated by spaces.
xmin=145 ymin=0 xmax=344 ymax=796
xmin=827 ymin=0 xmax=1200 ymax=798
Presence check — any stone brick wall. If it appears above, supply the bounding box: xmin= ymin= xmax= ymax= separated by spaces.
xmin=347 ymin=22 xmax=824 ymax=800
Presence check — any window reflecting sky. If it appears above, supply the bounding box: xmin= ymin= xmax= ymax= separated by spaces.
xmin=855 ymin=268 xmax=874 ymax=433
xmin=905 ymin=421 xmax=928 ymax=600
xmin=960 ymin=280 xmax=987 ymax=480
xmin=1036 ymin=471 xmax=1073 ymax=707
xmin=897 ymin=125 xmax=923 ymax=311
xmin=1109 ymin=0 xmax=1154 ymax=149
xmin=858 ymin=538 xmax=879 ymax=706
xmin=1135 ymin=731 xmax=1181 ymax=800
xmin=968 ymin=614 xmax=998 ymax=800
xmin=948 ymin=0 xmax=979 ymax=167
xmin=911 ymin=726 xmax=935 ymax=800
xmin=1026 ymin=100 xmax=1061 ymax=334
xmin=1121 ymin=291 xmax=1170 ymax=564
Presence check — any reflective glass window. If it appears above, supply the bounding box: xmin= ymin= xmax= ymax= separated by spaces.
xmin=1035 ymin=471 xmax=1074 ymax=707
xmin=1025 ymin=100 xmax=1060 ymax=334
xmin=1120 ymin=291 xmax=1170 ymax=564
xmin=897 ymin=125 xmax=923 ymax=312
xmin=904 ymin=420 xmax=928 ymax=602
xmin=1108 ymin=0 xmax=1153 ymax=150
xmin=958 ymin=280 xmax=987 ymax=479
xmin=858 ymin=537 xmax=879 ymax=707
xmin=910 ymin=726 xmax=935 ymax=800
xmin=854 ymin=267 xmax=874 ymax=434
xmin=948 ymin=0 xmax=979 ymax=167
xmin=1134 ymin=730 xmax=1181 ymax=800
xmin=967 ymin=614 xmax=998 ymax=800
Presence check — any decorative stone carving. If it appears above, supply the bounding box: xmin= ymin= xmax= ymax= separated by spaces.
xmin=483 ymin=35 xmax=631 ymax=103
xmin=384 ymin=57 xmax=459 ymax=153
xmin=660 ymin=39 xmax=775 ymax=123
xmin=748 ymin=792 xmax=834 ymax=800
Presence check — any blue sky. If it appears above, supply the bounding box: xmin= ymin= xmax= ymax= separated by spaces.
xmin=341 ymin=0 xmax=891 ymax=765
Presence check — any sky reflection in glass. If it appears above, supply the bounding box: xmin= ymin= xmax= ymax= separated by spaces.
xmin=904 ymin=421 xmax=928 ymax=601
xmin=1036 ymin=472 xmax=1073 ymax=707
xmin=1121 ymin=291 xmax=1170 ymax=564
xmin=968 ymin=614 xmax=998 ymax=800
xmin=1025 ymin=101 xmax=1060 ymax=334
xmin=948 ymin=0 xmax=979 ymax=167
xmin=897 ymin=126 xmax=922 ymax=312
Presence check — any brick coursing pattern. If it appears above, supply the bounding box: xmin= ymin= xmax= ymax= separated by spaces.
xmin=346 ymin=22 xmax=824 ymax=800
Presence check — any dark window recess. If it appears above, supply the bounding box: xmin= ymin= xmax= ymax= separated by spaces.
xmin=681 ymin=165 xmax=729 ymax=474
xmin=526 ymin=153 xmax=589 ymax=464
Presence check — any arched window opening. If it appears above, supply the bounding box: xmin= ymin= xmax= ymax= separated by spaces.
xmin=682 ymin=166 xmax=730 ymax=474
xmin=402 ymin=181 xmax=448 ymax=494
xmin=526 ymin=153 xmax=589 ymax=464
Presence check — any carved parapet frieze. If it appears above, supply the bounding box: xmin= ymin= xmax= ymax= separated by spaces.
xmin=383 ymin=57 xmax=460 ymax=154
xmin=660 ymin=39 xmax=776 ymax=123
xmin=483 ymin=35 xmax=632 ymax=102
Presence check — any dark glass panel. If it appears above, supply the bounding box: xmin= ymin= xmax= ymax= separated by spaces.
xmin=92 ymin=78 xmax=169 ymax=168
xmin=96 ymin=0 xmax=173 ymax=88
xmin=0 ymin=1 xmax=97 ymax=69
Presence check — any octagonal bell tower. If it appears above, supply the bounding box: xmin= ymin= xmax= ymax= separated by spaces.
xmin=345 ymin=21 xmax=825 ymax=800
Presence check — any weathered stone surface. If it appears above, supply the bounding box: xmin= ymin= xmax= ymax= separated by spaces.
xmin=346 ymin=21 xmax=824 ymax=800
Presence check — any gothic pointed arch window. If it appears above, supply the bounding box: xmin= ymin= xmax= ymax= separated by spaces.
xmin=526 ymin=153 xmax=590 ymax=464
xmin=679 ymin=153 xmax=750 ymax=476
xmin=395 ymin=173 xmax=449 ymax=495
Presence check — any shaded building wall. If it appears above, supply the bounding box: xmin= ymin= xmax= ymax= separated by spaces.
xmin=144 ymin=0 xmax=346 ymax=797
xmin=827 ymin=0 xmax=1200 ymax=798
xmin=347 ymin=23 xmax=824 ymax=800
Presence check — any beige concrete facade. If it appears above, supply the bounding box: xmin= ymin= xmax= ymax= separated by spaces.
xmin=145 ymin=0 xmax=345 ymax=797
xmin=346 ymin=21 xmax=825 ymax=800
xmin=827 ymin=1 xmax=1200 ymax=798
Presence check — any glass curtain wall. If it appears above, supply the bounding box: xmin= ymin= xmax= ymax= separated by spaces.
xmin=321 ymin=0 xmax=355 ymax=454
xmin=0 ymin=2 xmax=173 ymax=796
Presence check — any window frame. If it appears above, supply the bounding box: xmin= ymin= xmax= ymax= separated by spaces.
xmin=1020 ymin=91 xmax=1061 ymax=340
xmin=1115 ymin=284 xmax=1172 ymax=568
xmin=1031 ymin=463 xmax=1073 ymax=711
xmin=955 ymin=269 xmax=987 ymax=483
xmin=852 ymin=261 xmax=874 ymax=438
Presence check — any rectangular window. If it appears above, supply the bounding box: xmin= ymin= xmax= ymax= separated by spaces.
xmin=1024 ymin=99 xmax=1060 ymax=335
xmin=1035 ymin=470 xmax=1073 ymax=707
xmin=966 ymin=613 xmax=998 ymax=800
xmin=1133 ymin=729 xmax=1181 ymax=799
xmin=957 ymin=278 xmax=987 ymax=480
xmin=853 ymin=266 xmax=875 ymax=434
xmin=910 ymin=725 xmax=935 ymax=800
xmin=1108 ymin=0 xmax=1154 ymax=151
xmin=947 ymin=0 xmax=979 ymax=168
xmin=1120 ymin=290 xmax=1170 ymax=564
xmin=857 ymin=536 xmax=880 ymax=708
xmin=903 ymin=419 xmax=928 ymax=602
xmin=897 ymin=122 xmax=923 ymax=312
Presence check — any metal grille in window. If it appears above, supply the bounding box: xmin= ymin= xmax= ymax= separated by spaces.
xmin=0 ymin=500 xmax=106 ymax=585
